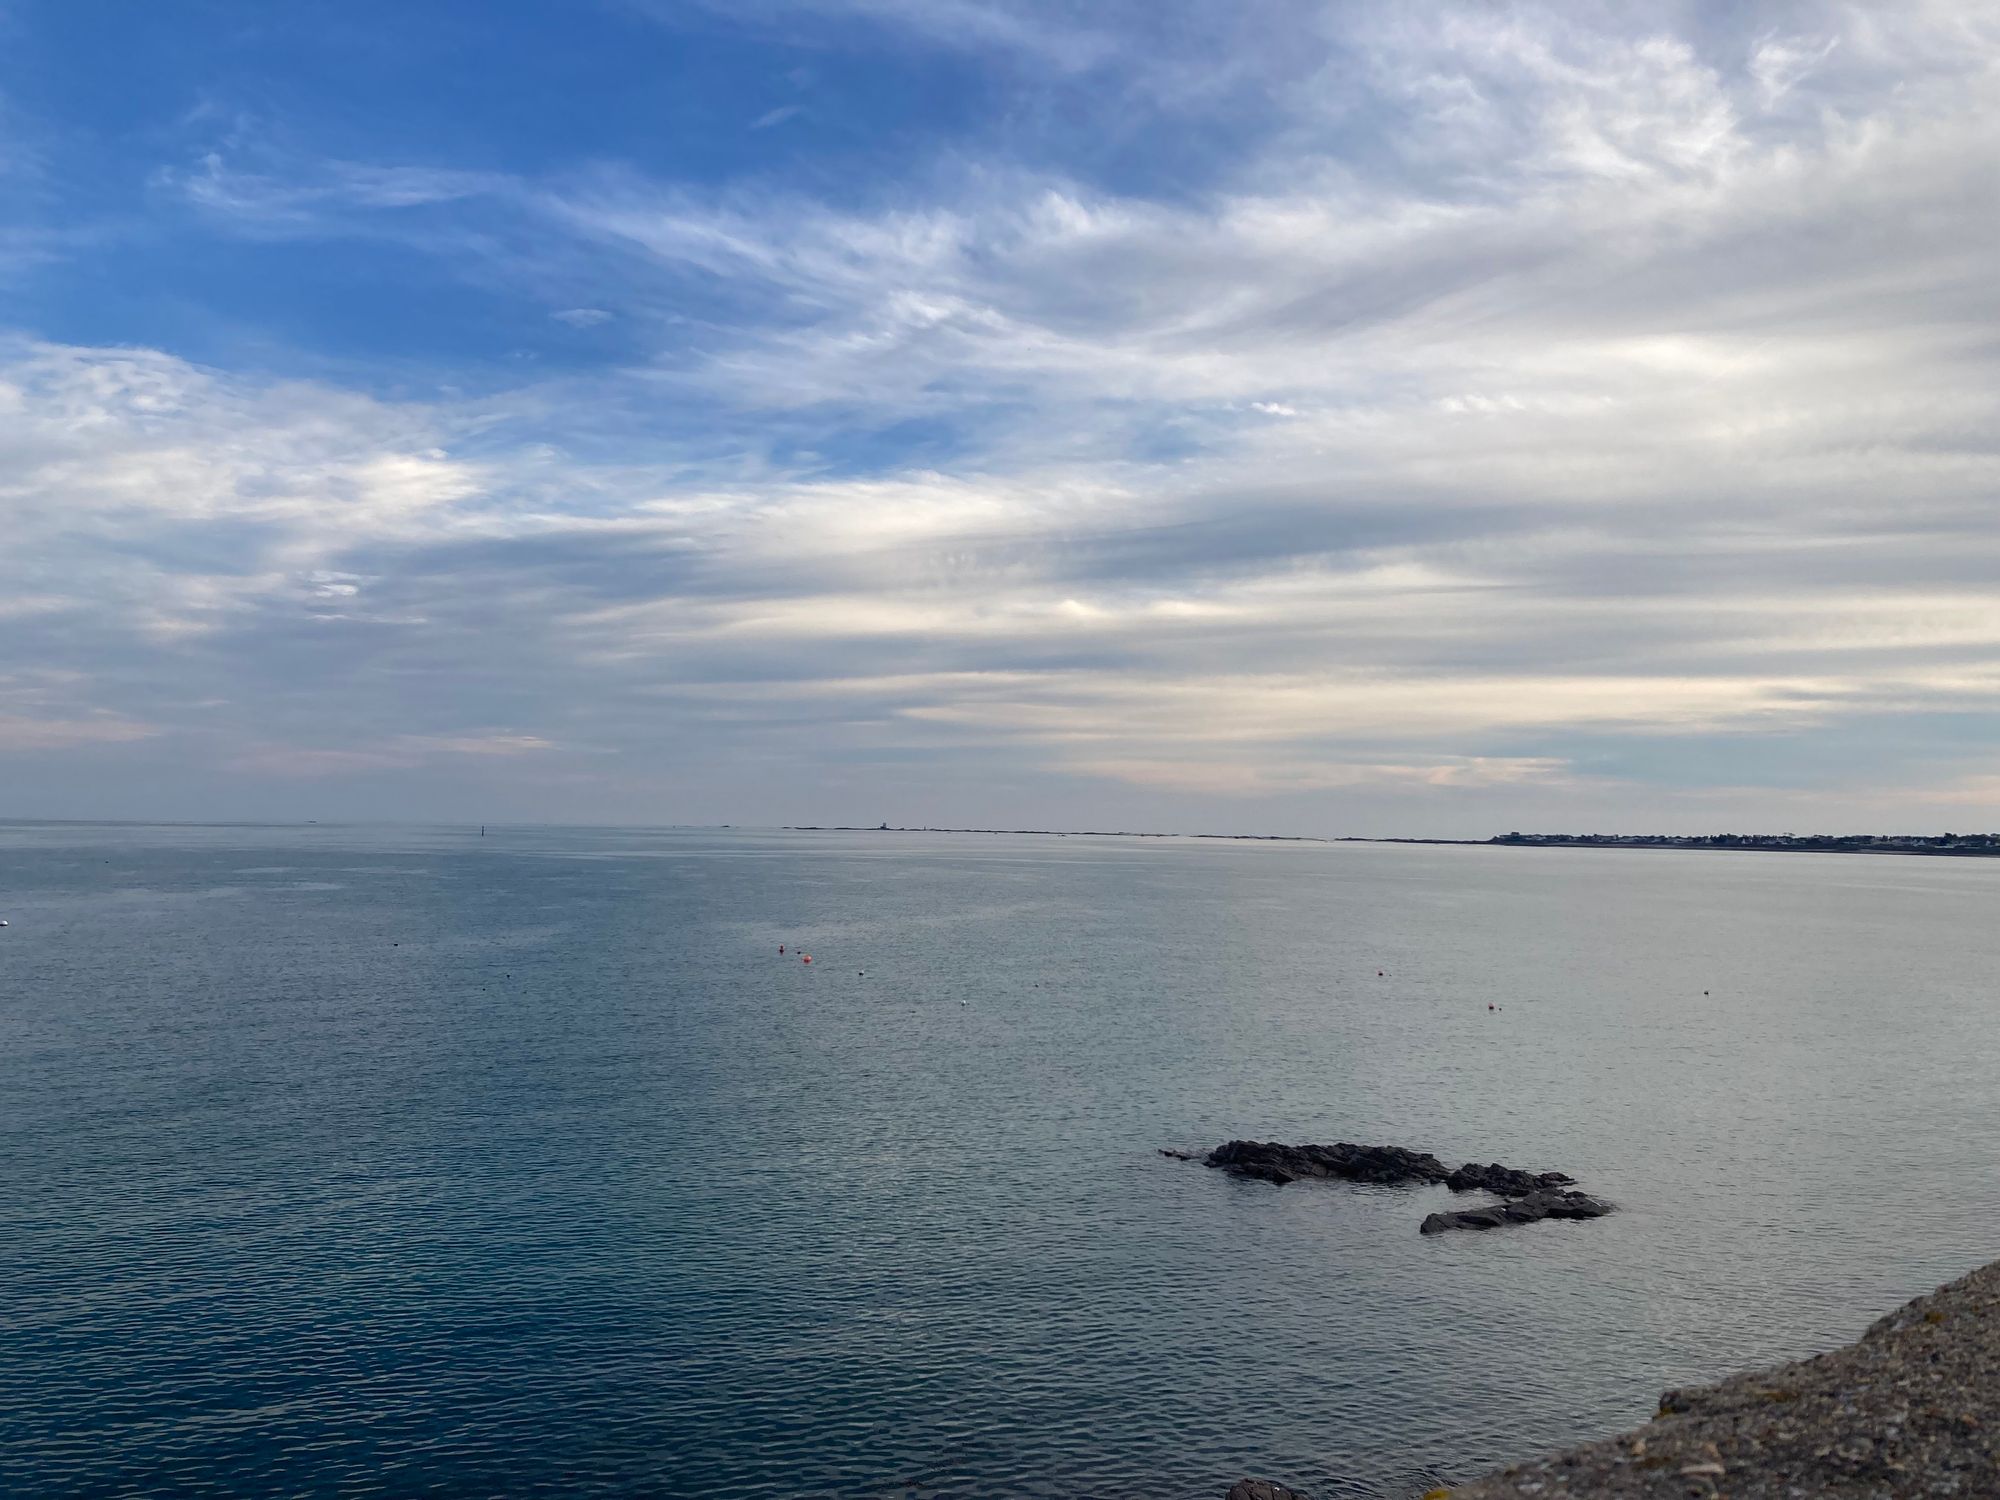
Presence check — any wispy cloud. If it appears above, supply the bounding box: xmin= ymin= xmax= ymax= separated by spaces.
xmin=159 ymin=152 xmax=509 ymax=231
xmin=0 ymin=713 xmax=157 ymax=751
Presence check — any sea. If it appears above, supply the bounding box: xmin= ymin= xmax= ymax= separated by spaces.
xmin=4 ymin=821 xmax=1998 ymax=1499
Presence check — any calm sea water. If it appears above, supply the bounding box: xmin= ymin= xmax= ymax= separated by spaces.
xmin=4 ymin=823 xmax=1999 ymax=1498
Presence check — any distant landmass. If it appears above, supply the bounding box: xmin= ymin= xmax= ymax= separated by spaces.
xmin=787 ymin=825 xmax=2000 ymax=857
xmin=1368 ymin=831 xmax=2000 ymax=857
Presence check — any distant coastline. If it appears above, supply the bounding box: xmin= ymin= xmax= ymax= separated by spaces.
xmin=786 ymin=825 xmax=2000 ymax=857
xmin=1361 ymin=831 xmax=2000 ymax=857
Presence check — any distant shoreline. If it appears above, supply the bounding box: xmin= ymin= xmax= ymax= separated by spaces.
xmin=1356 ymin=834 xmax=2000 ymax=858
xmin=785 ymin=826 xmax=2000 ymax=857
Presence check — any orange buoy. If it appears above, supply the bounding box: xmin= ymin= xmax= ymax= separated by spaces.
xmin=802 ymin=954 xmax=812 ymax=964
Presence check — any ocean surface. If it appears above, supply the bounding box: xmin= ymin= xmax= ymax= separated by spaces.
xmin=4 ymin=822 xmax=1999 ymax=1499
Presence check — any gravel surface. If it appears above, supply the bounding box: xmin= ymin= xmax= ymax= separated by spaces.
xmin=1438 ymin=1258 xmax=2000 ymax=1498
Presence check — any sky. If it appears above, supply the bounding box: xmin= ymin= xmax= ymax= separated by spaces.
xmin=3 ymin=1 xmax=1999 ymax=835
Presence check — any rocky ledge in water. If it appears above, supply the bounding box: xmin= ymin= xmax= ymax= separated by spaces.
xmin=1204 ymin=1139 xmax=1453 ymax=1187
xmin=1418 ymin=1187 xmax=1612 ymax=1235
xmin=1193 ymin=1140 xmax=1611 ymax=1235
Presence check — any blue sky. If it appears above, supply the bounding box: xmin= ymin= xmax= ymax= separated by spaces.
xmin=4 ymin=1 xmax=2000 ymax=832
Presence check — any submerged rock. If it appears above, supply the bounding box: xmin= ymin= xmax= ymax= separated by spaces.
xmin=1420 ymin=1188 xmax=1612 ymax=1235
xmin=1225 ymin=1481 xmax=1311 ymax=1500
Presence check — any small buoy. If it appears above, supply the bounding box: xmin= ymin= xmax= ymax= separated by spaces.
xmin=779 ymin=945 xmax=785 ymax=954
xmin=1488 ymin=1003 xmax=1495 ymax=1011
xmin=1378 ymin=970 xmax=1384 ymax=977
xmin=802 ymin=955 xmax=812 ymax=964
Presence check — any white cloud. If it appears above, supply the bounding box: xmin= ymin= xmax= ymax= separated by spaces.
xmin=161 ymin=153 xmax=508 ymax=230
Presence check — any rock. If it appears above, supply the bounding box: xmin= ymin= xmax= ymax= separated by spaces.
xmin=1445 ymin=1258 xmax=2000 ymax=1498
xmin=1445 ymin=1161 xmax=1575 ymax=1197
xmin=1202 ymin=1137 xmax=1610 ymax=1235
xmin=1204 ymin=1139 xmax=1450 ymax=1187
xmin=1421 ymin=1188 xmax=1612 ymax=1234
xmin=1422 ymin=1205 xmax=1507 ymax=1234
xmin=1225 ymin=1481 xmax=1311 ymax=1500
xmin=1158 ymin=1149 xmax=1198 ymax=1161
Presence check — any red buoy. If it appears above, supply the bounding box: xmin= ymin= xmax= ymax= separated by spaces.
xmin=802 ymin=954 xmax=812 ymax=964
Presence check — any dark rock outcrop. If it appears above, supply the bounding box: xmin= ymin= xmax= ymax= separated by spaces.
xmin=1158 ymin=1148 xmax=1197 ymax=1161
xmin=1204 ymin=1139 xmax=1450 ymax=1187
xmin=1444 ymin=1161 xmax=1575 ymax=1196
xmin=1192 ymin=1138 xmax=1611 ymax=1235
xmin=1225 ymin=1481 xmax=1310 ymax=1500
xmin=1419 ymin=1188 xmax=1612 ymax=1235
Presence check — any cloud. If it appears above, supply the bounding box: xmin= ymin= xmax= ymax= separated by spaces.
xmin=664 ymin=0 xmax=1123 ymax=72
xmin=1067 ymin=754 xmax=1575 ymax=797
xmin=748 ymin=105 xmax=803 ymax=131
xmin=8 ymin=3 xmax=2000 ymax=826
xmin=159 ymin=152 xmax=509 ymax=232
xmin=0 ymin=714 xmax=157 ymax=751
xmin=395 ymin=733 xmax=556 ymax=756
xmin=221 ymin=733 xmax=555 ymax=779
xmin=224 ymin=745 xmax=419 ymax=777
